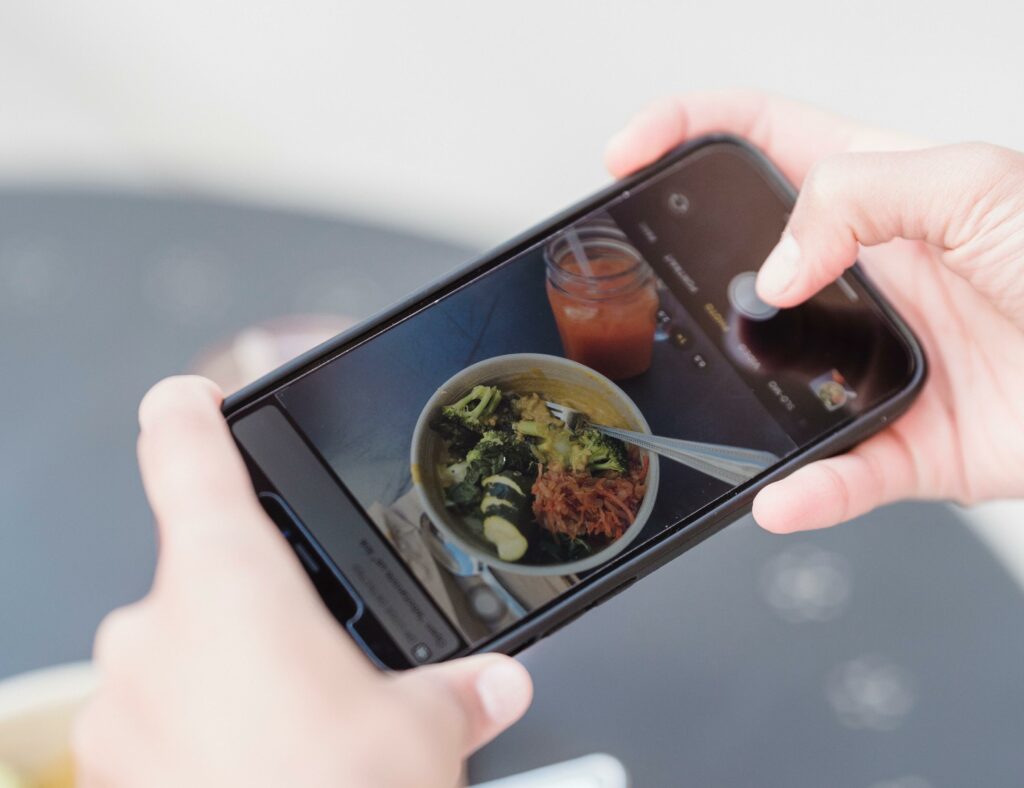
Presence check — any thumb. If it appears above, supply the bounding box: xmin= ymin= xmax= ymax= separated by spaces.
xmin=392 ymin=654 xmax=532 ymax=756
xmin=137 ymin=375 xmax=284 ymax=561
xmin=755 ymin=143 xmax=1024 ymax=307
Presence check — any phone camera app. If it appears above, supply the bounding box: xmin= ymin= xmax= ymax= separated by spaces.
xmin=810 ymin=369 xmax=858 ymax=412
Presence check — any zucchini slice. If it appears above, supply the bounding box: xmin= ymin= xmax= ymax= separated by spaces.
xmin=483 ymin=515 xmax=528 ymax=562
xmin=482 ymin=474 xmax=525 ymax=496
xmin=481 ymin=494 xmax=518 ymax=514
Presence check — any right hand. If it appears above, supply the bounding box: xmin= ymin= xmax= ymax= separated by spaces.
xmin=606 ymin=91 xmax=1024 ymax=532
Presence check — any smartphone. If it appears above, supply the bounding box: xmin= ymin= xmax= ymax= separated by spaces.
xmin=225 ymin=135 xmax=925 ymax=669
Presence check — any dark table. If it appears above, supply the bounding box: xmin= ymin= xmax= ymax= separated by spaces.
xmin=2 ymin=190 xmax=1021 ymax=786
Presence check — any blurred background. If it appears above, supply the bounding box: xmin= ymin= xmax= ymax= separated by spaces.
xmin=3 ymin=2 xmax=1024 ymax=785
xmin=4 ymin=1 xmax=1024 ymax=245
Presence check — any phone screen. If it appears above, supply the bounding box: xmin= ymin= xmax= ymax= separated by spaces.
xmin=230 ymin=142 xmax=915 ymax=667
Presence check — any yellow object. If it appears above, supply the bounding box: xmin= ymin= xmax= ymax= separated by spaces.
xmin=483 ymin=515 xmax=529 ymax=561
xmin=481 ymin=495 xmax=517 ymax=513
xmin=35 ymin=755 xmax=74 ymax=788
xmin=0 ymin=662 xmax=93 ymax=788
xmin=0 ymin=763 xmax=28 ymax=788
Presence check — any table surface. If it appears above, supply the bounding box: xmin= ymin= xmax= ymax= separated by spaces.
xmin=2 ymin=190 xmax=1021 ymax=786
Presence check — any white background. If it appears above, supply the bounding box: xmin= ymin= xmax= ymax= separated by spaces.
xmin=2 ymin=1 xmax=1022 ymax=569
xmin=2 ymin=1 xmax=1023 ymax=248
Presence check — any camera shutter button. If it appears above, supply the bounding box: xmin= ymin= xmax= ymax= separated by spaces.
xmin=728 ymin=271 xmax=778 ymax=321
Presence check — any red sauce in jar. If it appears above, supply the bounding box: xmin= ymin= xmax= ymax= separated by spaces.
xmin=545 ymin=240 xmax=659 ymax=380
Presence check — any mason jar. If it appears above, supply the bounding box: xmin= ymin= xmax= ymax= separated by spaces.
xmin=544 ymin=224 xmax=659 ymax=380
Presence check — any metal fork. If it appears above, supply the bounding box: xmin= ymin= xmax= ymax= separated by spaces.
xmin=545 ymin=400 xmax=779 ymax=486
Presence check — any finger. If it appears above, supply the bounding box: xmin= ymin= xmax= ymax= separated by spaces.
xmin=137 ymin=375 xmax=271 ymax=551
xmin=752 ymin=429 xmax=920 ymax=533
xmin=393 ymin=654 xmax=532 ymax=756
xmin=754 ymin=143 xmax=1024 ymax=308
xmin=605 ymin=89 xmax=869 ymax=184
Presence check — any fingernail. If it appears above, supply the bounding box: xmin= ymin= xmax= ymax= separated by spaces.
xmin=757 ymin=232 xmax=800 ymax=301
xmin=476 ymin=660 xmax=530 ymax=726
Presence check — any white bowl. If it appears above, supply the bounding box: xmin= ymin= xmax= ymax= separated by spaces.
xmin=411 ymin=353 xmax=659 ymax=576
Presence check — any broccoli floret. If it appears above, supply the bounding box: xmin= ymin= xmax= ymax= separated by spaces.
xmin=444 ymin=456 xmax=493 ymax=513
xmin=442 ymin=385 xmax=502 ymax=429
xmin=502 ymin=439 xmax=539 ymax=476
xmin=446 ymin=474 xmax=484 ymax=513
xmin=516 ymin=420 xmax=573 ymax=468
xmin=429 ymin=412 xmax=479 ymax=458
xmin=573 ymin=427 xmax=628 ymax=474
xmin=466 ymin=430 xmax=537 ymax=478
xmin=430 ymin=385 xmax=503 ymax=459
xmin=465 ymin=430 xmax=504 ymax=464
xmin=488 ymin=395 xmax=519 ymax=432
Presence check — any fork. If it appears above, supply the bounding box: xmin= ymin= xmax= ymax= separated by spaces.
xmin=545 ymin=400 xmax=779 ymax=486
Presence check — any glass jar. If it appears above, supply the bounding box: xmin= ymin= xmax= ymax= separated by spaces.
xmin=544 ymin=225 xmax=659 ymax=380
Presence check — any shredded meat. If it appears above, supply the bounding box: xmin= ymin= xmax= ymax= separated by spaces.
xmin=531 ymin=454 xmax=648 ymax=541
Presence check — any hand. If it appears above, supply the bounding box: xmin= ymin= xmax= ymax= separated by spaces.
xmin=606 ymin=91 xmax=1024 ymax=532
xmin=72 ymin=376 xmax=532 ymax=788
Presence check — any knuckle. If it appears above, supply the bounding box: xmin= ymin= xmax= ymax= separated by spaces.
xmin=801 ymin=155 xmax=852 ymax=205
xmin=92 ymin=602 xmax=150 ymax=666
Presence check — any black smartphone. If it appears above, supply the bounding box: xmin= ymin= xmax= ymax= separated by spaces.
xmin=225 ymin=135 xmax=925 ymax=669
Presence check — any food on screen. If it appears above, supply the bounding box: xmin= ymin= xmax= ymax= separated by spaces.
xmin=428 ymin=384 xmax=649 ymax=565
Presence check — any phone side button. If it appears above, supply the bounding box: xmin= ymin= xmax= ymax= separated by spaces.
xmin=259 ymin=493 xmax=321 ymax=574
xmin=291 ymin=541 xmax=322 ymax=575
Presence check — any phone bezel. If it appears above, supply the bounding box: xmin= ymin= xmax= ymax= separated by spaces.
xmin=223 ymin=134 xmax=927 ymax=661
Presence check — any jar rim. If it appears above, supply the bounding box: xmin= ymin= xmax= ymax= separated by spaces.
xmin=544 ymin=237 xmax=645 ymax=283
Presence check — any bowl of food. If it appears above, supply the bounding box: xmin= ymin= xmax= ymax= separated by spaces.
xmin=411 ymin=353 xmax=659 ymax=575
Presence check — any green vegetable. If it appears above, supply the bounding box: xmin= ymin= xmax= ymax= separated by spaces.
xmin=482 ymin=474 xmax=525 ymax=496
xmin=515 ymin=420 xmax=573 ymax=467
xmin=484 ymin=514 xmax=529 ymax=561
xmin=429 ymin=385 xmax=631 ymax=564
xmin=482 ymin=494 xmax=518 ymax=513
xmin=446 ymin=475 xmax=484 ymax=512
xmin=465 ymin=430 xmax=537 ymax=478
xmin=429 ymin=385 xmax=503 ymax=460
xmin=442 ymin=385 xmax=502 ymax=429
xmin=429 ymin=414 xmax=479 ymax=459
xmin=441 ymin=427 xmax=538 ymax=515
xmin=481 ymin=473 xmax=529 ymax=523
xmin=573 ymin=426 xmax=629 ymax=474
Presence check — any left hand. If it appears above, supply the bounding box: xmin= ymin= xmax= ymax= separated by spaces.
xmin=72 ymin=376 xmax=532 ymax=788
